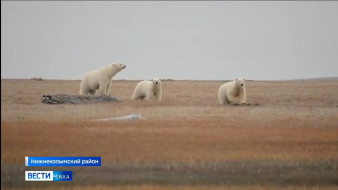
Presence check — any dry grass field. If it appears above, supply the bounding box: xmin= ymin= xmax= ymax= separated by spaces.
xmin=1 ymin=79 xmax=338 ymax=189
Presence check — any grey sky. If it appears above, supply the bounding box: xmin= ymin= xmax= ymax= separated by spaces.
xmin=2 ymin=1 xmax=338 ymax=80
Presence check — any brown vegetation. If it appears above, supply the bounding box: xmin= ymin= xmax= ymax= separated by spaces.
xmin=1 ymin=79 xmax=338 ymax=189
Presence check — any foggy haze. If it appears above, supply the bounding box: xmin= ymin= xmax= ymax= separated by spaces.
xmin=2 ymin=1 xmax=338 ymax=80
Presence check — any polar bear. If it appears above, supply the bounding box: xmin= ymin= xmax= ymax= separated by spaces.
xmin=218 ymin=78 xmax=247 ymax=105
xmin=80 ymin=63 xmax=126 ymax=95
xmin=131 ymin=78 xmax=162 ymax=101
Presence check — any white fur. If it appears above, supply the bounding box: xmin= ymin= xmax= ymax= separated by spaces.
xmin=80 ymin=63 xmax=126 ymax=95
xmin=131 ymin=78 xmax=162 ymax=101
xmin=218 ymin=78 xmax=246 ymax=105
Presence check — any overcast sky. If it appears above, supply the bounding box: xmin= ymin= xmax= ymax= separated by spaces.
xmin=2 ymin=1 xmax=338 ymax=80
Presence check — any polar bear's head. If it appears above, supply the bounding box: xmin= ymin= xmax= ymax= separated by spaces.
xmin=235 ymin=78 xmax=245 ymax=87
xmin=152 ymin=78 xmax=162 ymax=86
xmin=112 ymin=63 xmax=127 ymax=71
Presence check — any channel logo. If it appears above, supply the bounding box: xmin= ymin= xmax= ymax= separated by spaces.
xmin=25 ymin=171 xmax=72 ymax=181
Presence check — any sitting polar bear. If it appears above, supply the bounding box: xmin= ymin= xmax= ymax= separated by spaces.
xmin=218 ymin=78 xmax=247 ymax=105
xmin=80 ymin=63 xmax=126 ymax=95
xmin=131 ymin=78 xmax=162 ymax=101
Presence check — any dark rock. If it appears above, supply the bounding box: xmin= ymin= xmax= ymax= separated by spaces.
xmin=41 ymin=94 xmax=120 ymax=104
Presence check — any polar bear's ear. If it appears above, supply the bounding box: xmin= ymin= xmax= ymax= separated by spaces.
xmin=235 ymin=78 xmax=238 ymax=81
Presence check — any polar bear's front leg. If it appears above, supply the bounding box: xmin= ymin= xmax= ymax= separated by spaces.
xmin=145 ymin=90 xmax=155 ymax=101
xmin=239 ymin=88 xmax=247 ymax=104
xmin=227 ymin=93 xmax=238 ymax=104
xmin=98 ymin=79 xmax=108 ymax=95
xmin=106 ymin=79 xmax=112 ymax=96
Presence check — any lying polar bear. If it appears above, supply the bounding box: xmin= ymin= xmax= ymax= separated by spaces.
xmin=218 ymin=78 xmax=247 ymax=105
xmin=131 ymin=78 xmax=162 ymax=101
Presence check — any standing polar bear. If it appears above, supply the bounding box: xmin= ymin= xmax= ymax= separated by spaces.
xmin=131 ymin=78 xmax=162 ymax=101
xmin=218 ymin=78 xmax=247 ymax=105
xmin=80 ymin=63 xmax=126 ymax=95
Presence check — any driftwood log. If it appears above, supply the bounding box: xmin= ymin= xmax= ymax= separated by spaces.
xmin=90 ymin=114 xmax=146 ymax=121
xmin=42 ymin=94 xmax=120 ymax=104
xmin=231 ymin=103 xmax=259 ymax=106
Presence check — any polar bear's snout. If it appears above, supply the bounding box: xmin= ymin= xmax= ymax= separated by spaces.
xmin=117 ymin=63 xmax=126 ymax=69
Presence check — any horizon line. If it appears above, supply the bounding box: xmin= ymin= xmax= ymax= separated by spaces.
xmin=1 ymin=77 xmax=338 ymax=82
